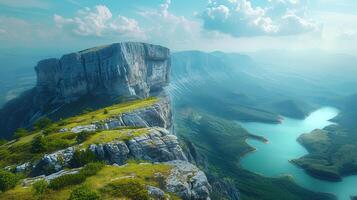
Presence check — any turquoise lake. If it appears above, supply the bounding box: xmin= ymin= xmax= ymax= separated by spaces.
xmin=239 ymin=107 xmax=357 ymax=200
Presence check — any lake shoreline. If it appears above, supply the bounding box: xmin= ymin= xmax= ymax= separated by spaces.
xmin=239 ymin=107 xmax=357 ymax=200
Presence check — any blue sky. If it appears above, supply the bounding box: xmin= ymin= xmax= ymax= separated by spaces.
xmin=1 ymin=0 xmax=357 ymax=55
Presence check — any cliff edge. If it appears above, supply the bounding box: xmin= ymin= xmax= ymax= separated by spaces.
xmin=0 ymin=42 xmax=171 ymax=139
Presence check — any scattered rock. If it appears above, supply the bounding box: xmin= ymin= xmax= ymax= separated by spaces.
xmin=128 ymin=127 xmax=187 ymax=162
xmin=15 ymin=162 xmax=31 ymax=173
xmin=147 ymin=185 xmax=165 ymax=200
xmin=165 ymin=160 xmax=211 ymax=200
xmin=59 ymin=128 xmax=69 ymax=132
xmin=45 ymin=168 xmax=80 ymax=181
xmin=71 ymin=124 xmax=97 ymax=133
xmin=33 ymin=147 xmax=75 ymax=175
xmin=23 ymin=168 xmax=80 ymax=186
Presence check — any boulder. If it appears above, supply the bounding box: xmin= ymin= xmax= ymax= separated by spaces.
xmin=128 ymin=128 xmax=187 ymax=162
xmin=89 ymin=141 xmax=130 ymax=165
xmin=33 ymin=147 xmax=75 ymax=175
xmin=165 ymin=160 xmax=211 ymax=200
xmin=147 ymin=185 xmax=166 ymax=199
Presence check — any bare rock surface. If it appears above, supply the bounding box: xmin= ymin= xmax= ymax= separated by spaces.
xmin=35 ymin=42 xmax=170 ymax=103
xmin=165 ymin=160 xmax=211 ymax=200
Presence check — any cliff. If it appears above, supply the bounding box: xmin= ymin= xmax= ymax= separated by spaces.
xmin=35 ymin=42 xmax=170 ymax=104
xmin=0 ymin=42 xmax=212 ymax=200
xmin=0 ymin=42 xmax=171 ymax=139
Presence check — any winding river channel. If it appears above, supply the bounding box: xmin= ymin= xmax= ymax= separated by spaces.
xmin=239 ymin=107 xmax=357 ymax=200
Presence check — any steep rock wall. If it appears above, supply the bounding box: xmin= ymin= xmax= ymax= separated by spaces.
xmin=35 ymin=42 xmax=170 ymax=104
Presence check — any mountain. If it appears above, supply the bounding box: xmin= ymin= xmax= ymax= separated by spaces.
xmin=170 ymin=51 xmax=336 ymax=199
xmin=269 ymin=99 xmax=315 ymax=119
xmin=170 ymin=51 xmax=319 ymax=123
xmin=0 ymin=42 xmax=215 ymax=200
xmin=0 ymin=42 xmax=170 ymax=139
xmin=331 ymin=93 xmax=357 ymax=129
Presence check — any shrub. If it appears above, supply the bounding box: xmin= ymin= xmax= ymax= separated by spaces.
xmin=34 ymin=117 xmax=53 ymax=130
xmin=42 ymin=127 xmax=59 ymax=136
xmin=13 ymin=128 xmax=29 ymax=139
xmin=69 ymin=150 xmax=98 ymax=168
xmin=0 ymin=170 xmax=18 ymax=192
xmin=76 ymin=131 xmax=95 ymax=144
xmin=49 ymin=173 xmax=86 ymax=190
xmin=69 ymin=185 xmax=100 ymax=200
xmin=80 ymin=162 xmax=104 ymax=177
xmin=32 ymin=179 xmax=48 ymax=195
xmin=101 ymin=178 xmax=149 ymax=200
xmin=31 ymin=135 xmax=48 ymax=153
xmin=46 ymin=139 xmax=72 ymax=152
xmin=103 ymin=109 xmax=109 ymax=114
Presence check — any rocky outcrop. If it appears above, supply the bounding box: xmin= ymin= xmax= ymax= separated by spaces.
xmin=89 ymin=141 xmax=130 ymax=165
xmin=165 ymin=160 xmax=211 ymax=200
xmin=147 ymin=186 xmax=165 ymax=199
xmin=91 ymin=96 xmax=172 ymax=131
xmin=35 ymin=42 xmax=170 ymax=104
xmin=32 ymin=147 xmax=76 ymax=175
xmin=127 ymin=127 xmax=186 ymax=162
xmin=68 ymin=95 xmax=172 ymax=134
xmin=23 ymin=162 xmax=210 ymax=200
xmin=32 ymin=127 xmax=186 ymax=175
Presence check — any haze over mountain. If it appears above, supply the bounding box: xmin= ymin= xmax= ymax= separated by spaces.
xmin=1 ymin=0 xmax=357 ymax=200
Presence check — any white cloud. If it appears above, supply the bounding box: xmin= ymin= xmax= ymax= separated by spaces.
xmin=54 ymin=5 xmax=145 ymax=39
xmin=200 ymin=0 xmax=318 ymax=37
xmin=139 ymin=0 xmax=201 ymax=47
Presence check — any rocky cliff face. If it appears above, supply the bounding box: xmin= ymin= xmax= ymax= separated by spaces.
xmin=35 ymin=42 xmax=170 ymax=104
xmin=0 ymin=42 xmax=213 ymax=200
xmin=0 ymin=42 xmax=171 ymax=139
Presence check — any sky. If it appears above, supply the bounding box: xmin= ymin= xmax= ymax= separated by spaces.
xmin=1 ymin=0 xmax=357 ymax=58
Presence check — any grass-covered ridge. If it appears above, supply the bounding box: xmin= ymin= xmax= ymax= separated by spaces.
xmin=54 ymin=97 xmax=158 ymax=129
xmin=81 ymin=128 xmax=150 ymax=148
xmin=1 ymin=162 xmax=176 ymax=200
xmin=0 ymin=97 xmax=158 ymax=168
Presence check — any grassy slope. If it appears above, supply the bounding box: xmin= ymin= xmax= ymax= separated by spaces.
xmin=0 ymin=98 xmax=157 ymax=168
xmin=292 ymin=125 xmax=357 ymax=181
xmin=175 ymin=108 xmax=336 ymax=200
xmin=1 ymin=163 xmax=174 ymax=200
xmin=55 ymin=97 xmax=158 ymax=129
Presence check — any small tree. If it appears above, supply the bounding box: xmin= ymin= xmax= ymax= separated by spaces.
xmin=31 ymin=135 xmax=47 ymax=153
xmin=34 ymin=117 xmax=53 ymax=130
xmin=14 ymin=128 xmax=29 ymax=139
xmin=103 ymin=109 xmax=109 ymax=114
xmin=0 ymin=170 xmax=18 ymax=192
